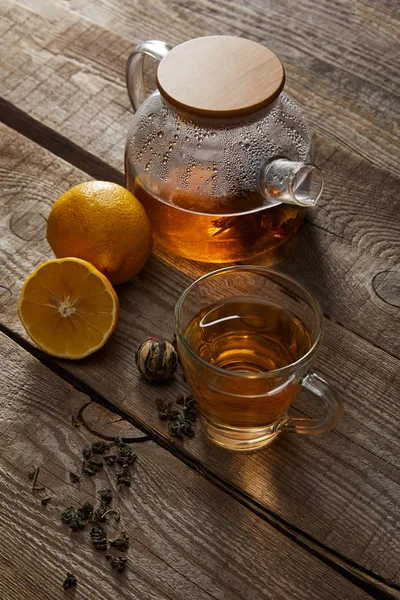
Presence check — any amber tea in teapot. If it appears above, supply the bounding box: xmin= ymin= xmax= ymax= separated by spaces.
xmin=126 ymin=167 xmax=305 ymax=263
xmin=125 ymin=36 xmax=323 ymax=263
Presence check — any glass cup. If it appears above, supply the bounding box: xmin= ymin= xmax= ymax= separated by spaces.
xmin=175 ymin=266 xmax=343 ymax=451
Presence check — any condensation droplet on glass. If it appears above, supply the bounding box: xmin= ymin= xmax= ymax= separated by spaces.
xmin=126 ymin=90 xmax=309 ymax=205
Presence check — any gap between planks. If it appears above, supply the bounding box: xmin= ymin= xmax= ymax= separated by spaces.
xmin=1 ymin=323 xmax=398 ymax=600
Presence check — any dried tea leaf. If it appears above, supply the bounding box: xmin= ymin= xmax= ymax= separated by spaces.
xmin=90 ymin=523 xmax=107 ymax=550
xmin=77 ymin=502 xmax=94 ymax=521
xmin=116 ymin=454 xmax=136 ymax=467
xmin=183 ymin=395 xmax=198 ymax=422
xmin=92 ymin=506 xmax=107 ymax=523
xmin=117 ymin=443 xmax=135 ymax=458
xmin=69 ymin=472 xmax=81 ymax=483
xmin=69 ymin=516 xmax=85 ymax=532
xmin=180 ymin=419 xmax=195 ymax=437
xmin=157 ymin=396 xmax=198 ymax=439
xmin=116 ymin=468 xmax=131 ymax=488
xmin=89 ymin=457 xmax=104 ymax=470
xmin=91 ymin=441 xmax=107 ymax=454
xmin=168 ymin=419 xmax=183 ymax=439
xmin=104 ymin=455 xmax=117 ymax=466
xmin=41 ymin=496 xmax=52 ymax=506
xmin=82 ymin=447 xmax=92 ymax=459
xmin=61 ymin=506 xmax=76 ymax=525
xmin=156 ymin=399 xmax=173 ymax=420
xmin=108 ymin=530 xmax=129 ymax=551
xmin=82 ymin=457 xmax=103 ymax=476
xmin=99 ymin=489 xmax=113 ymax=506
xmin=62 ymin=572 xmax=77 ymax=590
xmin=106 ymin=554 xmax=128 ymax=573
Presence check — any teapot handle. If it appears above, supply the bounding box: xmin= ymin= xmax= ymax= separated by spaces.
xmin=126 ymin=40 xmax=172 ymax=111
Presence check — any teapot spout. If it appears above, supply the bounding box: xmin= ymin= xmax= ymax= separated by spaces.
xmin=259 ymin=158 xmax=323 ymax=207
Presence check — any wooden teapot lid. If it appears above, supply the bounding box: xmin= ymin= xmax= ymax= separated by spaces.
xmin=156 ymin=35 xmax=285 ymax=118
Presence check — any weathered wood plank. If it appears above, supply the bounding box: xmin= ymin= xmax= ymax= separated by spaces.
xmin=0 ymin=0 xmax=131 ymax=171
xmin=1 ymin=332 xmax=378 ymax=600
xmin=0 ymin=0 xmax=399 ymax=261
xmin=0 ymin=124 xmax=399 ymax=588
xmin=17 ymin=0 xmax=400 ymax=175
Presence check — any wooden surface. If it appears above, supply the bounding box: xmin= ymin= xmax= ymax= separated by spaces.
xmin=1 ymin=119 xmax=400 ymax=598
xmin=1 ymin=0 xmax=400 ymax=598
xmin=0 ymin=333 xmax=374 ymax=600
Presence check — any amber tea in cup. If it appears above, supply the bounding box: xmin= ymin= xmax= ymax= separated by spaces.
xmin=175 ymin=267 xmax=343 ymax=451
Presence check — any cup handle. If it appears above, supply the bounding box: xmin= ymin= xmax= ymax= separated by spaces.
xmin=277 ymin=372 xmax=343 ymax=435
xmin=126 ymin=40 xmax=172 ymax=111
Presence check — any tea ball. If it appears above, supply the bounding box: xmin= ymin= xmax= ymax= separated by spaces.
xmin=135 ymin=337 xmax=178 ymax=382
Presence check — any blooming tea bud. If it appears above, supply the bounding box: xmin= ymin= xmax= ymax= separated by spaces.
xmin=135 ymin=337 xmax=178 ymax=382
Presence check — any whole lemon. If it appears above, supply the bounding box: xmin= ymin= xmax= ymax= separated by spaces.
xmin=47 ymin=181 xmax=153 ymax=285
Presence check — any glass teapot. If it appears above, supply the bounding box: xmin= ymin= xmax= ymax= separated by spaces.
xmin=125 ymin=36 xmax=323 ymax=263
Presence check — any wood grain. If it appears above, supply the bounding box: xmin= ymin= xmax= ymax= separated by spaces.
xmin=17 ymin=0 xmax=400 ymax=175
xmin=79 ymin=401 xmax=149 ymax=441
xmin=0 ymin=124 xmax=399 ymax=589
xmin=0 ymin=331 xmax=377 ymax=600
xmin=1 ymin=0 xmax=400 ymax=591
